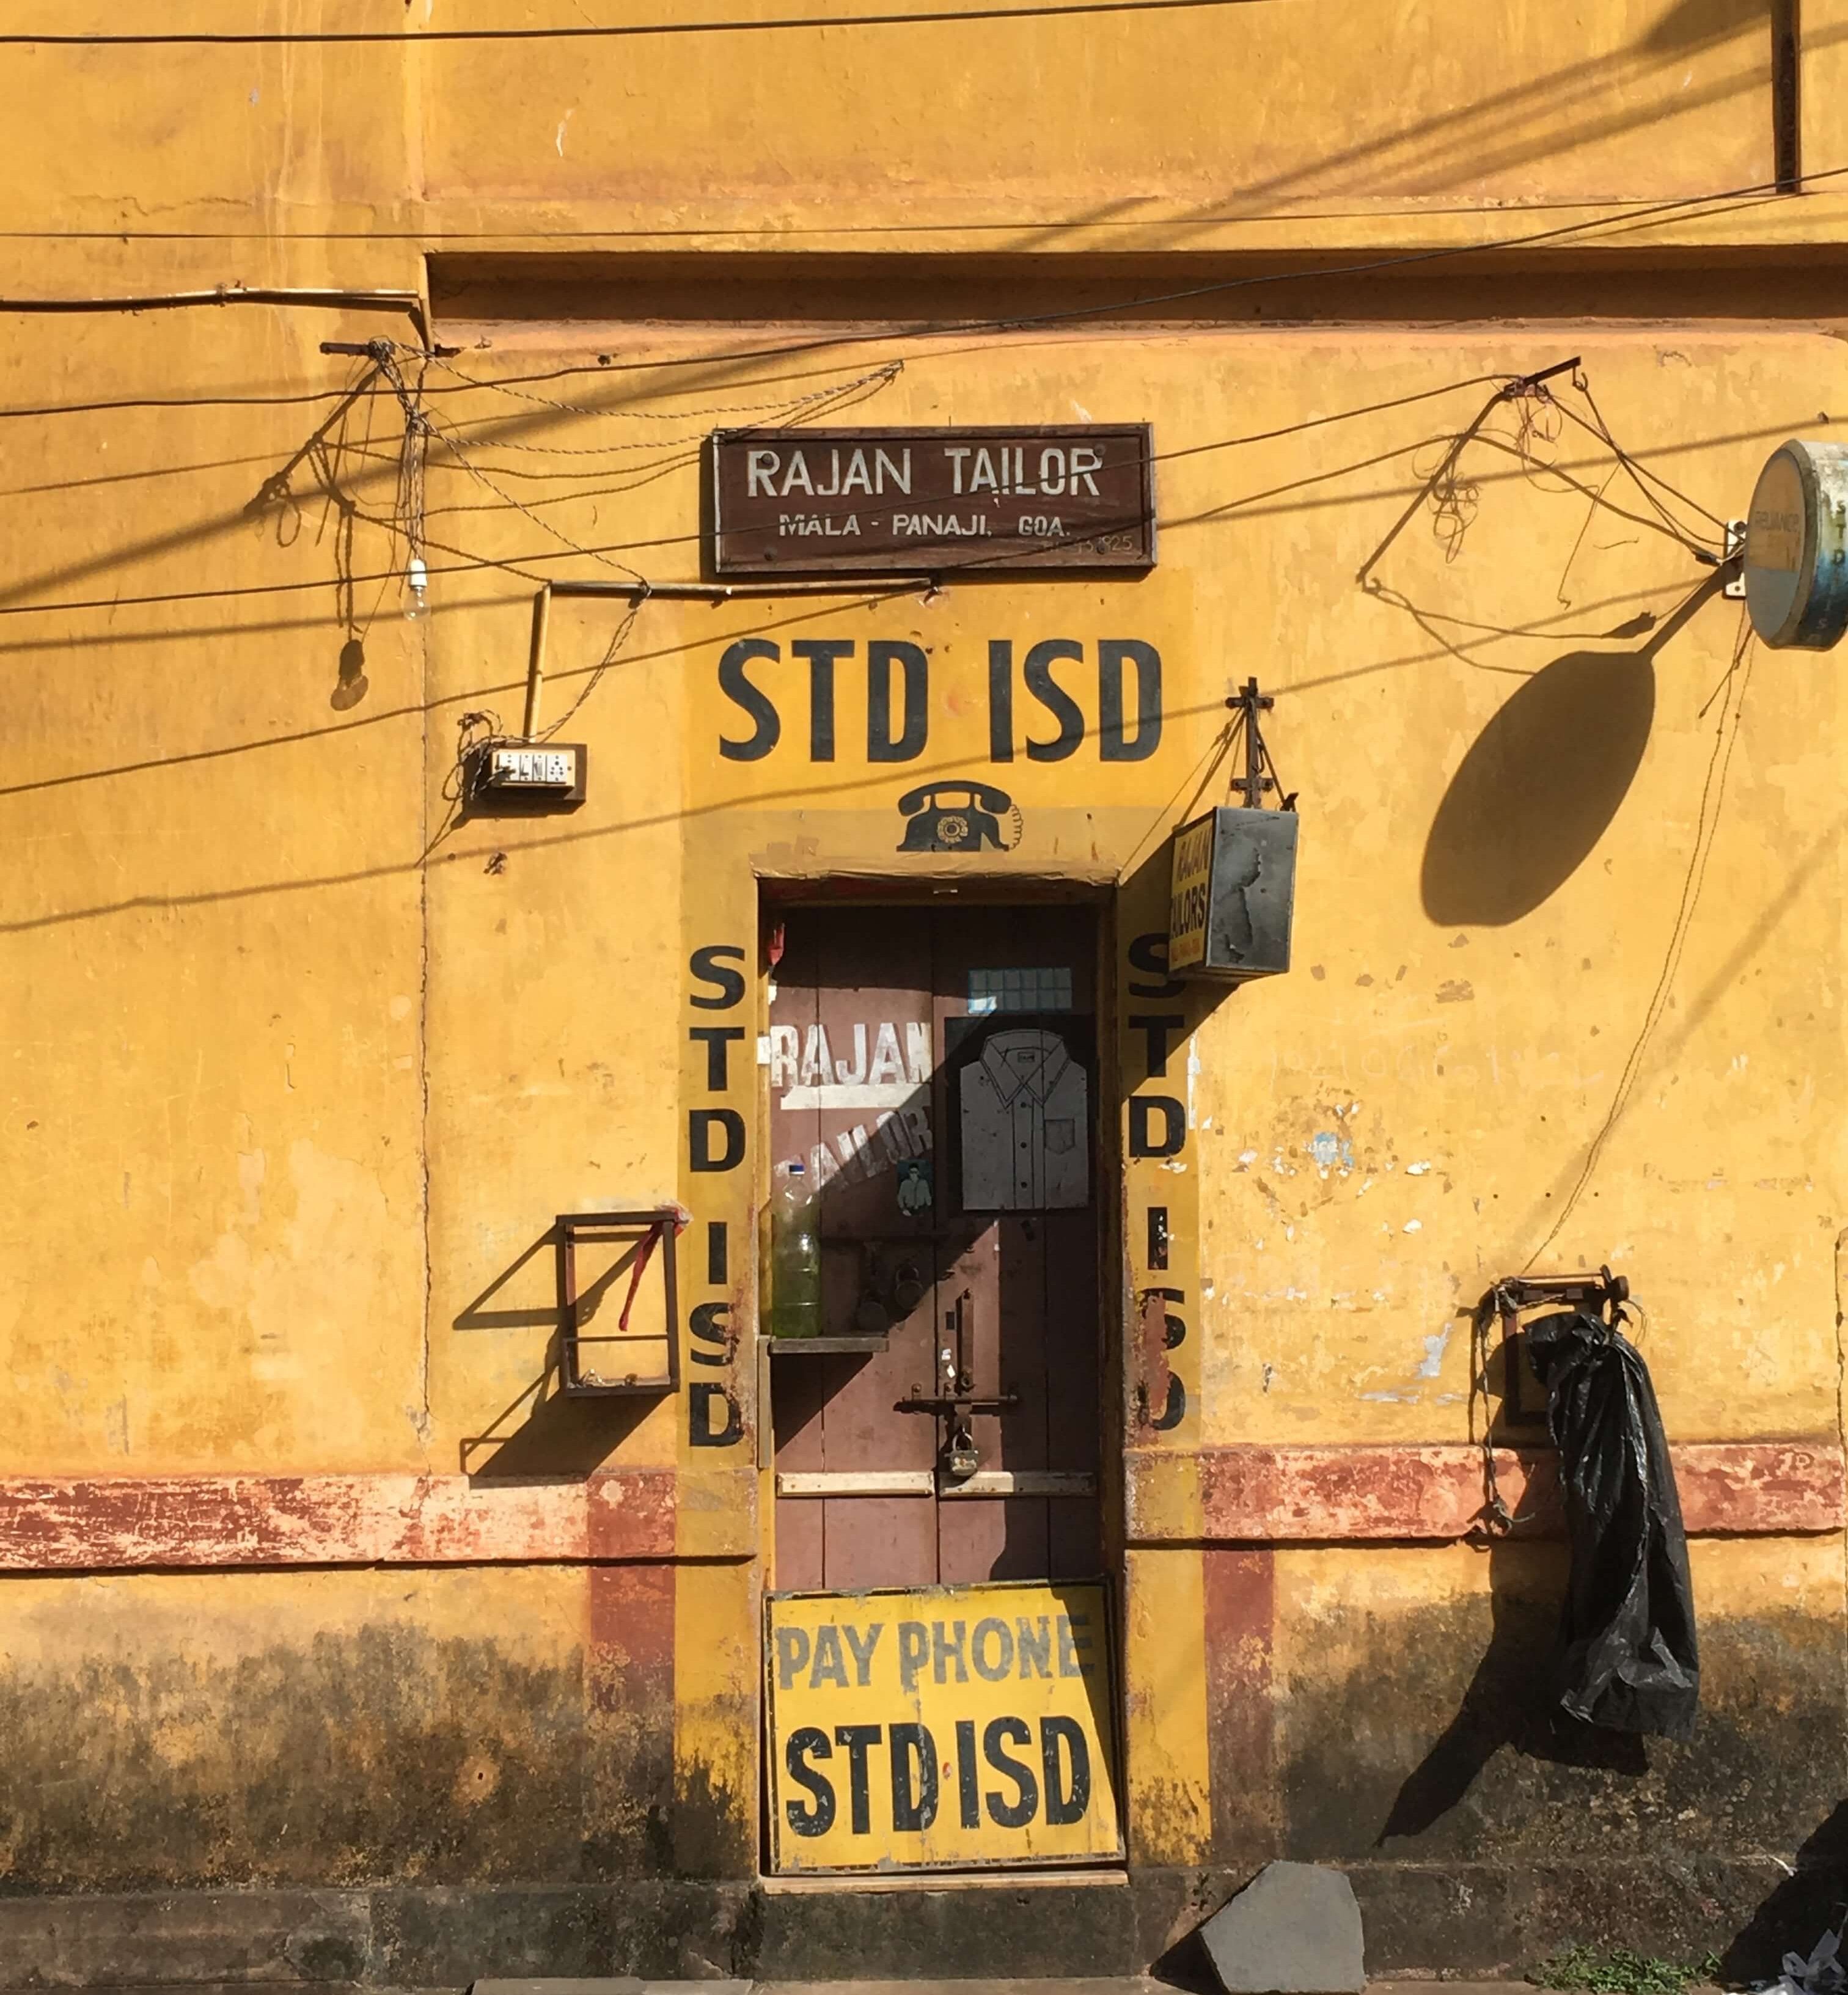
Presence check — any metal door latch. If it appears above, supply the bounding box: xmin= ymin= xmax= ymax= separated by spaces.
xmin=895 ymin=1290 xmax=1018 ymax=1480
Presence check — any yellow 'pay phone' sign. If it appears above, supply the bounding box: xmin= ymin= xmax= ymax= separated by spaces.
xmin=765 ymin=1579 xmax=1122 ymax=1873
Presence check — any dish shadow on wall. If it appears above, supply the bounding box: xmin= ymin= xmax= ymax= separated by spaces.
xmin=1419 ymin=579 xmax=1720 ymax=926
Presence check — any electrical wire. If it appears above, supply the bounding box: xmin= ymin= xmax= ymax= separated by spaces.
xmin=409 ymin=361 xmax=901 ymax=502
xmin=1555 ymin=378 xmax=1730 ymax=530
xmin=0 ymin=378 xmax=1725 ymax=620
xmin=1522 ymin=376 xmax=1707 ymax=557
xmin=427 ymin=416 xmax=649 ymax=587
xmin=409 ymin=161 xmax=1848 ymax=376
xmin=1469 ymin=431 xmax=1717 ymax=557
xmin=0 ymin=313 xmax=1752 ymax=629
xmin=535 ymin=597 xmax=648 ymax=741
xmin=419 ymin=360 xmax=901 ymax=479
xmin=434 ymin=361 xmax=1724 ymax=559
xmin=425 ymin=353 xmax=903 ymax=424
xmin=0 ymin=0 xmax=1280 ymax=45
xmin=1525 ymin=603 xmax=1756 ymax=1268
xmin=422 ymin=345 xmax=908 ymax=789
xmin=0 ymin=194 xmax=1725 ymax=241
xmin=4 ymin=163 xmax=1848 ymax=428
xmin=418 ymin=438 xmax=708 ymax=476
xmin=0 ymin=367 xmax=1500 ymax=617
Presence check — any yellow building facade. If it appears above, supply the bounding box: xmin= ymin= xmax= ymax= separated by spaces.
xmin=4 ymin=0 xmax=1848 ymax=1979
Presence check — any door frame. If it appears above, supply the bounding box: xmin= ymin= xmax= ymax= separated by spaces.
xmin=754 ymin=877 xmax=1131 ymax=1880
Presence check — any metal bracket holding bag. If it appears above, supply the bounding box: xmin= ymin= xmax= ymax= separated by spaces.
xmin=1481 ymin=1264 xmax=1631 ymax=1427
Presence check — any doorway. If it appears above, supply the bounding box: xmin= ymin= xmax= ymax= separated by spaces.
xmin=766 ymin=899 xmax=1104 ymax=1592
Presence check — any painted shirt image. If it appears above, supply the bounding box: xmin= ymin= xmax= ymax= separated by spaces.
xmin=958 ymin=1028 xmax=1088 ymax=1211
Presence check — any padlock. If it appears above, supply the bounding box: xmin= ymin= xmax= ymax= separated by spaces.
xmin=945 ymin=1424 xmax=979 ymax=1481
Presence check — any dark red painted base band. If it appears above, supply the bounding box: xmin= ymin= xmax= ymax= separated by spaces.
xmin=1128 ymin=1441 xmax=1844 ymax=1543
xmin=0 ymin=1466 xmax=755 ymax=1572
xmin=0 ymin=1443 xmax=1828 ymax=1573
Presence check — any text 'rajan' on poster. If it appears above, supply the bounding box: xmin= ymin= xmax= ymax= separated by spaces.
xmin=709 ymin=426 xmax=1156 ymax=575
xmin=765 ymin=1579 xmax=1123 ymax=1873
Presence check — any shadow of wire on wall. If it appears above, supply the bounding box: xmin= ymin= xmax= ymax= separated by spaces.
xmin=1419 ymin=579 xmax=1719 ymax=926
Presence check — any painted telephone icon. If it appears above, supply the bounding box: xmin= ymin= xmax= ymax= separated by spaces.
xmin=895 ymin=780 xmax=1021 ymax=853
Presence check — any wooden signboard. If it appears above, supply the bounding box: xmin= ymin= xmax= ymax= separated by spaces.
xmin=708 ymin=425 xmax=1156 ymax=576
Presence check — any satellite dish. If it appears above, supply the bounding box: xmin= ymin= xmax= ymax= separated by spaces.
xmin=1744 ymin=439 xmax=1848 ymax=650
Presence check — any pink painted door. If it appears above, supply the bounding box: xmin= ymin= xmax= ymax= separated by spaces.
xmin=768 ymin=904 xmax=1101 ymax=1589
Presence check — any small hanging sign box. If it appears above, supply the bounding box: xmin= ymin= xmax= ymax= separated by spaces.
xmin=1168 ymin=675 xmax=1297 ymax=981
xmin=1168 ymin=807 xmax=1298 ymax=981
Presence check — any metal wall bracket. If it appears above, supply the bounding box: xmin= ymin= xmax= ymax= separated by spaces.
xmin=556 ymin=1206 xmax=687 ymax=1396
xmin=1481 ymin=1265 xmax=1630 ymax=1426
xmin=1724 ymin=518 xmax=1748 ymax=598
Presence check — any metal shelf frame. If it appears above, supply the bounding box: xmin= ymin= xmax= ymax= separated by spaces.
xmin=556 ymin=1207 xmax=686 ymax=1398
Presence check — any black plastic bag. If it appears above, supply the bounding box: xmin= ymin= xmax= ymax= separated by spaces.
xmin=1525 ymin=1308 xmax=1699 ymax=1738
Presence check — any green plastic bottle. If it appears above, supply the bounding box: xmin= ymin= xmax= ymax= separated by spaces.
xmin=769 ymin=1159 xmax=822 ymax=1339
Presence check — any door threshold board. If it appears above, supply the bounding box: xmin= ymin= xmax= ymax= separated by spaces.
xmin=775 ymin=1468 xmax=1098 ymax=1498
xmin=760 ymin=1866 xmax=1129 ymax=1894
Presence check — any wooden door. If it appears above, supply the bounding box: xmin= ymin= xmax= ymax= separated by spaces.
xmin=768 ymin=903 xmax=1101 ymax=1589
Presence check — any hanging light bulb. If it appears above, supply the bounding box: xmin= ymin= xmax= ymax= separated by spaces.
xmin=403 ymin=555 xmax=430 ymax=621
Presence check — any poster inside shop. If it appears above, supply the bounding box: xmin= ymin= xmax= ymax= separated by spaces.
xmin=765 ymin=1579 xmax=1123 ymax=1872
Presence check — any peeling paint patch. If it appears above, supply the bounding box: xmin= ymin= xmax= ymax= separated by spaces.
xmin=1414 ymin=1327 xmax=1451 ymax=1378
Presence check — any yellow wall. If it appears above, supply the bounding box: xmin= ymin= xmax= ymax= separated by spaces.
xmin=1 ymin=0 xmax=1845 ymax=1914
xmin=10 ymin=319 xmax=1838 ymax=1468
xmin=0 ymin=1564 xmax=590 ymax=1883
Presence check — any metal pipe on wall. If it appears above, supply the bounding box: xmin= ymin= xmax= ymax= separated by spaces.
xmin=518 ymin=574 xmax=938 ymax=739
xmin=0 ymin=285 xmax=434 ymax=348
